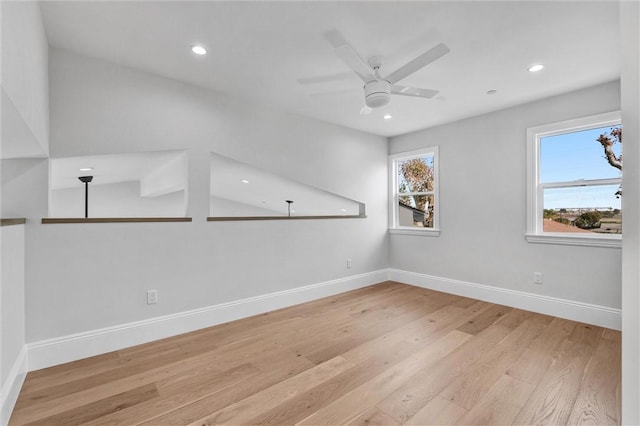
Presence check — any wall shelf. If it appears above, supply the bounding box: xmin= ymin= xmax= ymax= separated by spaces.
xmin=1 ymin=218 xmax=27 ymax=226
xmin=41 ymin=217 xmax=192 ymax=224
xmin=207 ymin=215 xmax=366 ymax=221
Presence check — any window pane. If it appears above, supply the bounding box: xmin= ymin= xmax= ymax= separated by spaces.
xmin=540 ymin=125 xmax=622 ymax=183
xmin=543 ymin=185 xmax=621 ymax=234
xmin=397 ymin=155 xmax=434 ymax=193
xmin=398 ymin=194 xmax=434 ymax=228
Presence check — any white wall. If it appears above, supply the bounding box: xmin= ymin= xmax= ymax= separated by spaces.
xmin=0 ymin=1 xmax=49 ymax=159
xmin=210 ymin=196 xmax=282 ymax=217
xmin=139 ymin=152 xmax=187 ymax=199
xmin=0 ymin=159 xmax=48 ymax=219
xmin=0 ymin=227 xmax=26 ymax=382
xmin=620 ymin=1 xmax=640 ymax=423
xmin=0 ymin=225 xmax=26 ymax=425
xmin=389 ymin=81 xmax=622 ymax=310
xmin=0 ymin=2 xmax=48 ymax=423
xmin=24 ymin=48 xmax=388 ymax=344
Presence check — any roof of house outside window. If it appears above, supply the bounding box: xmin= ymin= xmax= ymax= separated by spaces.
xmin=543 ymin=219 xmax=592 ymax=233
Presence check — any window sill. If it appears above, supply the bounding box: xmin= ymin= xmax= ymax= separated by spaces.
xmin=525 ymin=233 xmax=621 ymax=248
xmin=42 ymin=217 xmax=192 ymax=224
xmin=389 ymin=228 xmax=440 ymax=237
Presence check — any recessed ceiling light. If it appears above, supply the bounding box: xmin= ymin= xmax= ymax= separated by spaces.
xmin=528 ymin=64 xmax=544 ymax=72
xmin=191 ymin=45 xmax=207 ymax=55
xmin=486 ymin=89 xmax=497 ymax=95
xmin=340 ymin=209 xmax=347 ymax=212
xmin=383 ymin=114 xmax=392 ymax=120
xmin=79 ymin=167 xmax=93 ymax=171
xmin=241 ymin=179 xmax=249 ymax=184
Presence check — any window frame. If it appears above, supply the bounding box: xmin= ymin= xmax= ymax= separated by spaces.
xmin=388 ymin=146 xmax=440 ymax=236
xmin=526 ymin=111 xmax=622 ymax=248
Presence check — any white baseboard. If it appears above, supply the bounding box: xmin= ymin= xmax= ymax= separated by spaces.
xmin=27 ymin=270 xmax=389 ymax=371
xmin=26 ymin=267 xmax=621 ymax=373
xmin=389 ymin=269 xmax=621 ymax=330
xmin=1 ymin=346 xmax=27 ymax=426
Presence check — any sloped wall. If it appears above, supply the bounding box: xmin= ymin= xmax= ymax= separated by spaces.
xmin=0 ymin=1 xmax=49 ymax=159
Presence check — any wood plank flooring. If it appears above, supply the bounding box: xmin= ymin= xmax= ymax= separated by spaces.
xmin=9 ymin=282 xmax=621 ymax=425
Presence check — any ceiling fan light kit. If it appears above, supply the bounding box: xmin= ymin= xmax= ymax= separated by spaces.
xmin=364 ymin=80 xmax=391 ymax=108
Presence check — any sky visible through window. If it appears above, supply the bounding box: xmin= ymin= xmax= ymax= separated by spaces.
xmin=541 ymin=125 xmax=621 ymax=210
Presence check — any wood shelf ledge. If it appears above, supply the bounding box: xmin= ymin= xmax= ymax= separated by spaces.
xmin=207 ymin=215 xmax=366 ymax=221
xmin=42 ymin=217 xmax=192 ymax=224
xmin=1 ymin=218 xmax=27 ymax=226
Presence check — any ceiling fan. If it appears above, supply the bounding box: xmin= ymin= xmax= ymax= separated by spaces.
xmin=323 ymin=29 xmax=450 ymax=114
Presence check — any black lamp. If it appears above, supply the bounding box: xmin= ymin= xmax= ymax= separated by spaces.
xmin=286 ymin=200 xmax=293 ymax=217
xmin=78 ymin=176 xmax=93 ymax=218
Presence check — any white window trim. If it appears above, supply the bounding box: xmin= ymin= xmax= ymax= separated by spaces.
xmin=388 ymin=146 xmax=440 ymax=236
xmin=526 ymin=111 xmax=622 ymax=248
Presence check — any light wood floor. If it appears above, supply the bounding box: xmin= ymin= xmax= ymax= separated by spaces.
xmin=10 ymin=282 xmax=621 ymax=425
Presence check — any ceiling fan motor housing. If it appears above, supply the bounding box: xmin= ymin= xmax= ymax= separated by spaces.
xmin=364 ymin=80 xmax=391 ymax=108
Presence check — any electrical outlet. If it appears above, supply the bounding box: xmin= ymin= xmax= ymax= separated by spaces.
xmin=533 ymin=272 xmax=543 ymax=285
xmin=147 ymin=290 xmax=158 ymax=304
xmin=347 ymin=258 xmax=352 ymax=269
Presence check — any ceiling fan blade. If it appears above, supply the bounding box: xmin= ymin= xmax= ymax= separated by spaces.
xmin=391 ymin=85 xmax=439 ymax=99
xmin=324 ymin=29 xmax=375 ymax=83
xmin=324 ymin=28 xmax=348 ymax=48
xmin=384 ymin=43 xmax=450 ymax=84
xmin=360 ymin=105 xmax=373 ymax=115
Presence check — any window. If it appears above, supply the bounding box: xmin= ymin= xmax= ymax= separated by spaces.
xmin=526 ymin=111 xmax=622 ymax=247
xmin=389 ymin=147 xmax=439 ymax=236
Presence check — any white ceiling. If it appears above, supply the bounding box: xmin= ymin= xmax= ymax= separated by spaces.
xmin=39 ymin=1 xmax=621 ymax=137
